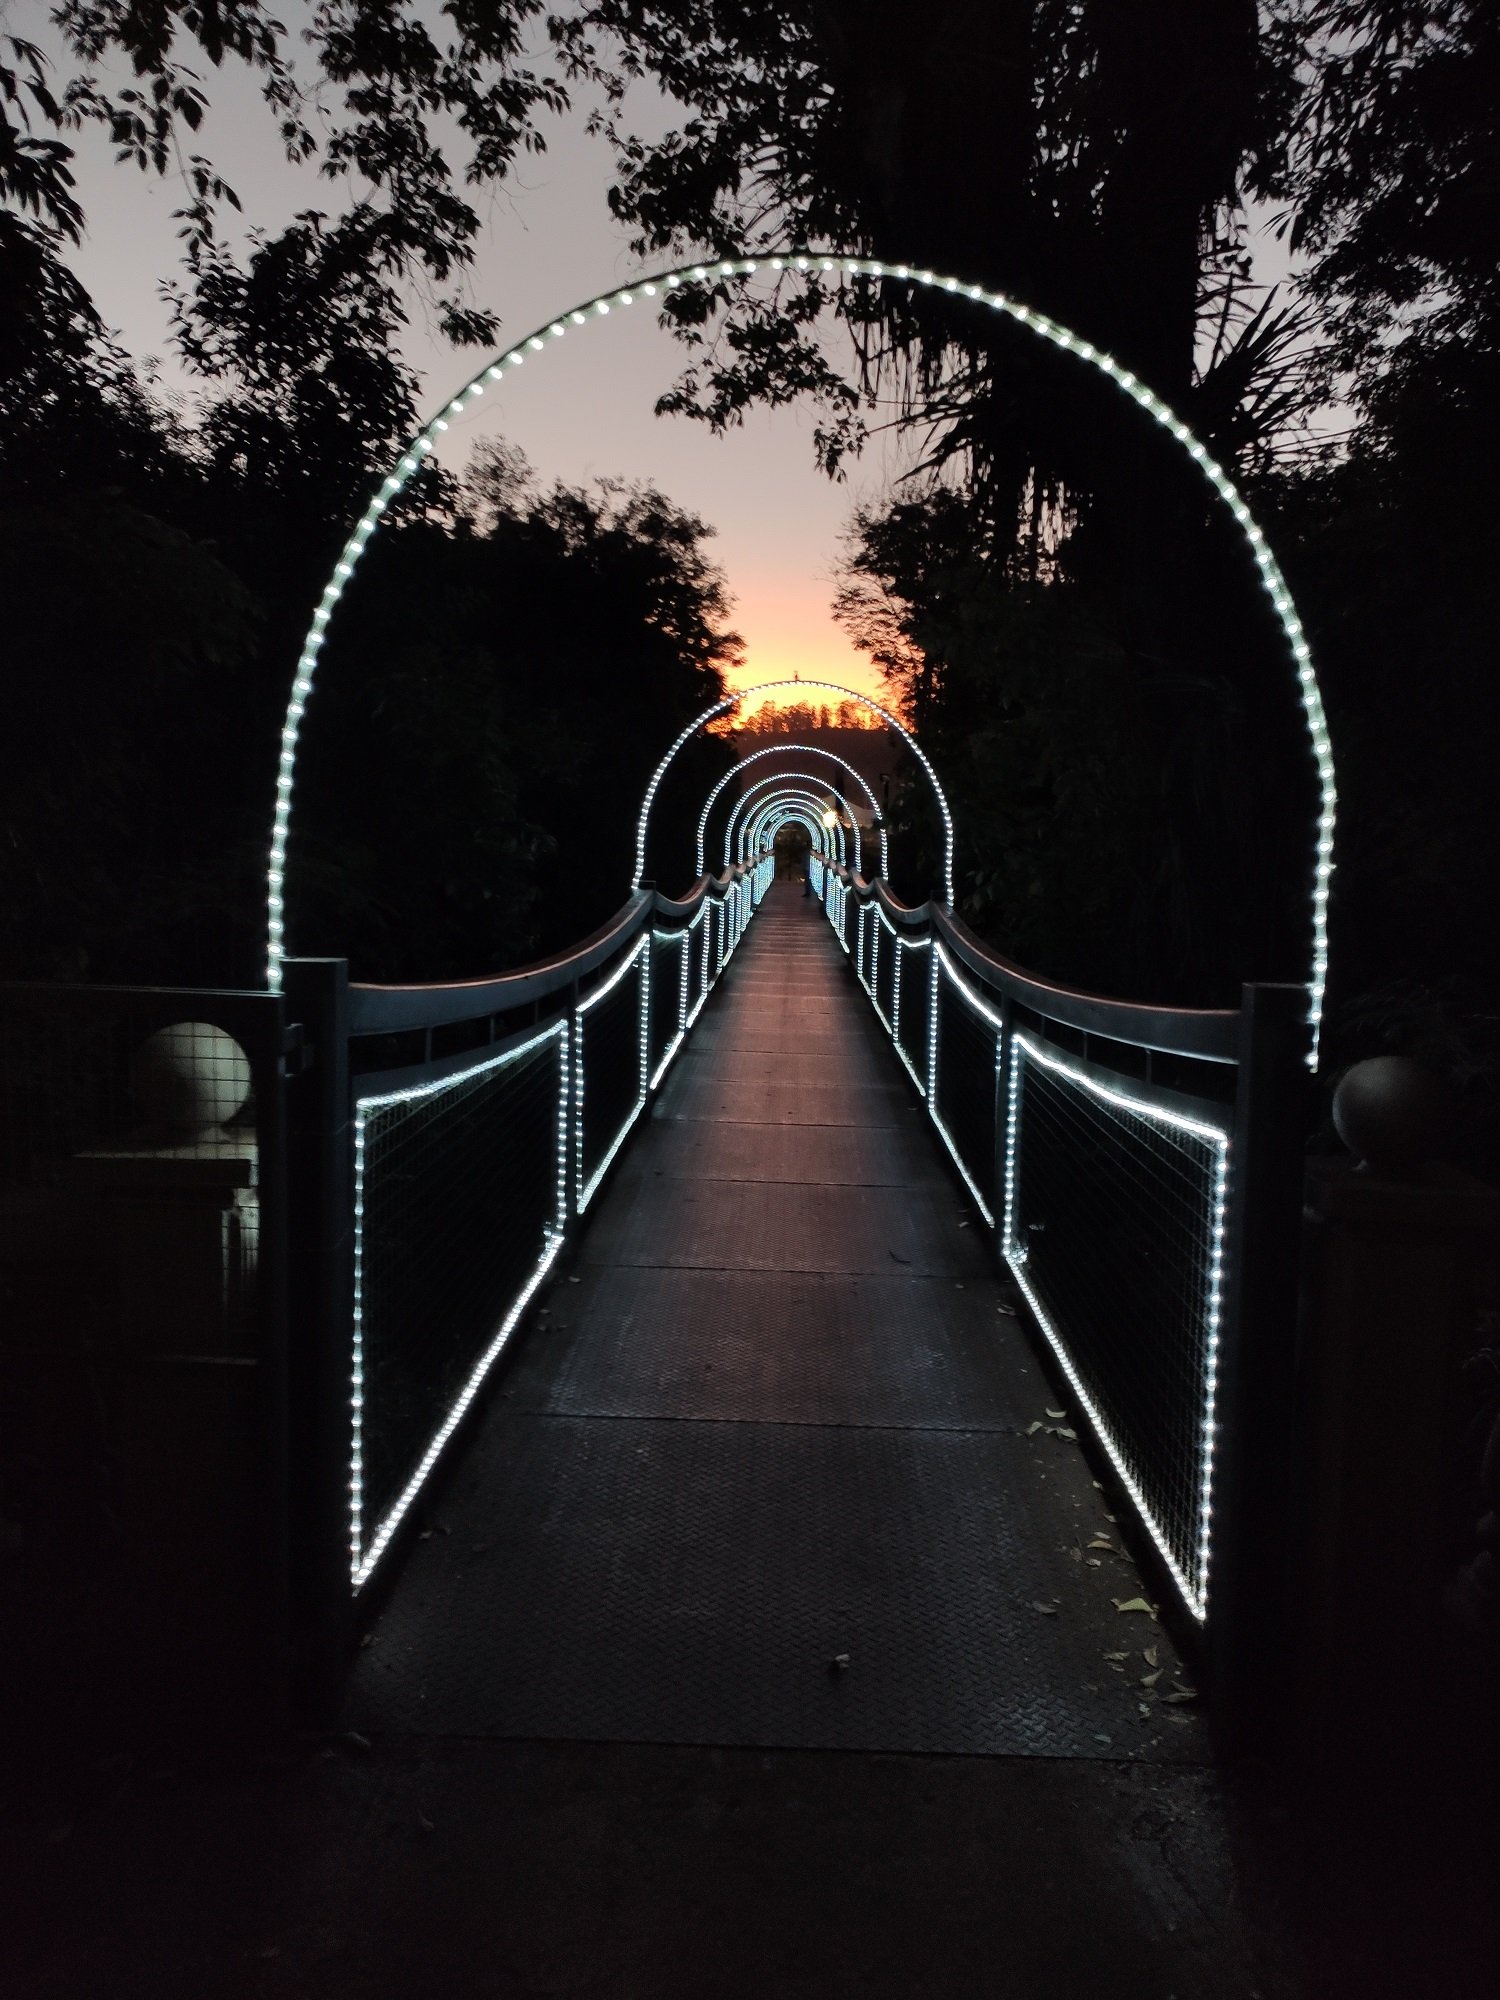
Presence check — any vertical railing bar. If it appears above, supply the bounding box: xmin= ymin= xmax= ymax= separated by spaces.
xmin=281 ymin=956 xmax=354 ymax=1721
xmin=1207 ymin=981 xmax=1309 ymax=1750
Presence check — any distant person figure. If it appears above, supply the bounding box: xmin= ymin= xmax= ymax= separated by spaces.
xmin=801 ymin=869 xmax=811 ymax=897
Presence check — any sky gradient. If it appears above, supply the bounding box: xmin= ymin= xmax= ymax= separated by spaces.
xmin=57 ymin=44 xmax=896 ymax=705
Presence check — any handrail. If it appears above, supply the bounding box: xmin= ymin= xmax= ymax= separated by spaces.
xmin=345 ymin=872 xmax=743 ymax=1036
xmin=846 ymin=869 xmax=1240 ymax=1064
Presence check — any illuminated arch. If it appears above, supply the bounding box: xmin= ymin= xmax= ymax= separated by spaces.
xmin=752 ymin=805 xmax=835 ymax=865
xmin=744 ymin=795 xmax=844 ymax=866
xmin=635 ymin=676 xmax=952 ymax=907
xmin=744 ymin=794 xmax=845 ymax=866
xmin=738 ymin=791 xmax=852 ymax=871
xmin=726 ymin=770 xmax=863 ymax=871
xmin=269 ymin=250 xmax=1334 ymax=1064
xmin=696 ymin=742 xmax=888 ymax=877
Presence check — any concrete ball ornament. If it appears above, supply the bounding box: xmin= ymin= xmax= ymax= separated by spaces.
xmin=1332 ymin=1055 xmax=1455 ymax=1173
xmin=130 ymin=1022 xmax=252 ymax=1136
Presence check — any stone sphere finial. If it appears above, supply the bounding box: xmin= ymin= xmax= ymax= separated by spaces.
xmin=1332 ymin=1055 xmax=1455 ymax=1174
xmin=130 ymin=1022 xmax=252 ymax=1137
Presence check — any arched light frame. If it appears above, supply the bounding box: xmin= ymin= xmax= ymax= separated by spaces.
xmin=739 ymin=792 xmax=849 ymax=870
xmin=743 ymin=793 xmax=845 ymax=865
xmin=727 ymin=770 xmax=863 ymax=871
xmin=731 ymin=782 xmax=861 ymax=872
xmin=755 ymin=810 xmax=838 ymax=874
xmin=696 ymin=742 xmax=888 ymax=878
xmin=748 ymin=806 xmax=841 ymax=871
xmin=635 ymin=674 xmax=952 ymax=908
xmin=748 ymin=802 xmax=839 ymax=866
xmin=268 ymin=250 xmax=1334 ymax=1065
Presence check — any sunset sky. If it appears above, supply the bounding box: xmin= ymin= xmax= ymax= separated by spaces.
xmin=58 ymin=50 xmax=899 ymax=707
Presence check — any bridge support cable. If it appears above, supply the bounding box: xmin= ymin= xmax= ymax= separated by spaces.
xmin=822 ymin=867 xmax=1306 ymax=1731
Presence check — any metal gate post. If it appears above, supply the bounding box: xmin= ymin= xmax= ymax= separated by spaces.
xmin=281 ymin=957 xmax=355 ymax=1720
xmin=1210 ymin=981 xmax=1310 ymax=1753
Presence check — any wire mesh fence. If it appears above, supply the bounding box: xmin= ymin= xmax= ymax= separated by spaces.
xmin=932 ymin=954 xmax=1002 ymax=1225
xmin=649 ymin=930 xmax=686 ymax=1087
xmin=873 ymin=911 xmax=898 ymax=1033
xmin=894 ymin=936 xmax=931 ymax=1095
xmin=351 ymin=1023 xmax=568 ymax=1585
xmin=576 ymin=937 xmax=650 ymax=1212
xmin=1002 ymin=1035 xmax=1228 ymax=1615
xmin=816 ymin=867 xmax=1291 ymax=1646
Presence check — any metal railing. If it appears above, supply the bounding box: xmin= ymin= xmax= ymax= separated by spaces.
xmin=282 ymin=858 xmax=771 ymax=1680
xmin=818 ymin=863 xmax=1307 ymax=1717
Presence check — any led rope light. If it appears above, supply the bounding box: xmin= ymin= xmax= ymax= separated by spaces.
xmin=742 ymin=796 xmax=844 ymax=869
xmin=684 ymin=897 xmax=713 ymax=1026
xmin=739 ymin=789 xmax=842 ymax=856
xmin=649 ymin=925 xmax=692 ymax=1088
xmin=743 ymin=803 xmax=838 ymax=869
xmin=349 ymin=1019 xmax=569 ymax=1589
xmin=632 ymin=672 xmax=952 ymax=905
xmin=575 ymin=931 xmax=652 ymax=1213
xmin=1001 ymin=1027 xmax=1229 ymax=1621
xmin=887 ymin=923 xmax=932 ymax=1095
xmin=729 ymin=773 xmax=861 ymax=872
xmin=271 ymin=251 xmax=1332 ymax=1063
xmin=921 ymin=942 xmax=1001 ymax=1225
xmin=737 ymin=789 xmax=848 ymax=869
xmin=697 ymin=744 xmax=887 ymax=877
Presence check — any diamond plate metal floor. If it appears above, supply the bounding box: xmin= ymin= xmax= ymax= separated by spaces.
xmin=346 ymin=883 xmax=1207 ymax=1761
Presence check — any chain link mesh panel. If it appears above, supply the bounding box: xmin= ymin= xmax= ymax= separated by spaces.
xmin=1002 ymin=1034 xmax=1228 ymax=1616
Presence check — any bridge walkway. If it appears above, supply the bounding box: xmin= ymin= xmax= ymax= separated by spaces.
xmin=346 ymin=882 xmax=1204 ymax=1761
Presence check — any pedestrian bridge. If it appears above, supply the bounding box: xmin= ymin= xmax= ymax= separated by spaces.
xmin=275 ymin=754 xmax=1306 ymax=1752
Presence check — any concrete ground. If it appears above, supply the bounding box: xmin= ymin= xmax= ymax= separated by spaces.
xmin=6 ymin=1727 xmax=1499 ymax=1999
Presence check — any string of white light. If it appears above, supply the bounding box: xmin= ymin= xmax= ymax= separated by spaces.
xmin=697 ymin=743 xmax=887 ymax=877
xmin=268 ymin=250 xmax=1333 ymax=1065
xmin=730 ymin=774 xmax=862 ymax=871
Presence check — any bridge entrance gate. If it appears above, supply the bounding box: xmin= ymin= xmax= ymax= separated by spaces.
xmin=272 ymin=257 xmax=1329 ymax=1750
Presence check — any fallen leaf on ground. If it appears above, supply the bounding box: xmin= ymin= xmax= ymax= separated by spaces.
xmin=1139 ymin=1670 xmax=1163 ymax=1688
xmin=1055 ymin=1426 xmax=1077 ymax=1440
xmin=1103 ymin=1651 xmax=1128 ymax=1661
xmin=1144 ymin=1646 xmax=1159 ymax=1667
xmin=1026 ymin=1420 xmax=1047 ymax=1435
xmin=997 ymin=1304 xmax=1018 ymax=1316
xmin=1112 ymin=1597 xmax=1157 ymax=1618
xmin=1046 ymin=1408 xmax=1066 ymax=1419
xmin=1032 ymin=1601 xmax=1060 ymax=1615
xmin=1087 ymin=1537 xmax=1115 ymax=1552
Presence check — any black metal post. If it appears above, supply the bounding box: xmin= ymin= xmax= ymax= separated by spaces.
xmin=253 ymin=997 xmax=293 ymax=1724
xmin=281 ymin=957 xmax=355 ymax=1722
xmin=1209 ymin=981 xmax=1310 ymax=1755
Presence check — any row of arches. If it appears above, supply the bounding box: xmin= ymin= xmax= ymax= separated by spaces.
xmin=266 ymin=250 xmax=1337 ymax=1066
